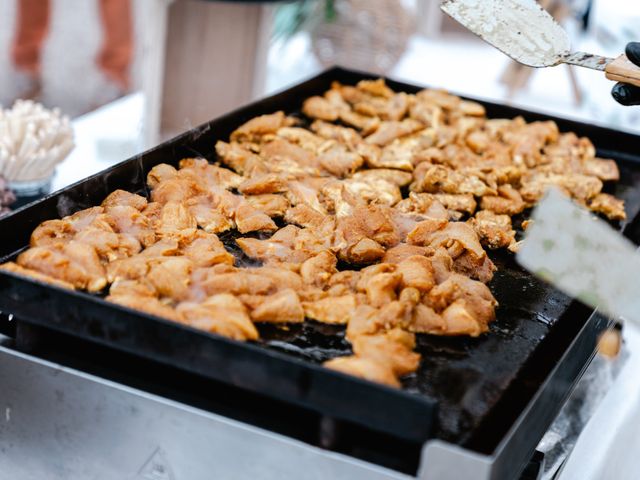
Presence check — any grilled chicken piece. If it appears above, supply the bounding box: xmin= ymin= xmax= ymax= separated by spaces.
xmin=186 ymin=195 xmax=234 ymax=233
xmin=150 ymin=176 xmax=204 ymax=205
xmin=109 ymin=278 xmax=157 ymax=297
xmin=320 ymin=181 xmax=356 ymax=218
xmin=179 ymin=157 xmax=244 ymax=190
xmin=427 ymin=222 xmax=486 ymax=261
xmin=440 ymin=300 xmax=486 ymax=336
xmin=74 ymin=224 xmax=139 ymax=261
xmin=0 ymin=262 xmax=75 ymax=290
xmin=147 ymin=163 xmax=178 ymax=189
xmin=104 ymin=205 xmax=156 ymax=247
xmin=350 ymin=168 xmax=413 ymax=188
xmin=177 ymin=294 xmax=259 ymax=341
xmin=261 ymin=138 xmax=319 ymax=171
xmin=364 ymin=271 xmax=401 ymax=307
xmin=302 ymin=96 xmax=340 ymax=121
xmin=310 ymin=120 xmax=362 ymax=149
xmin=147 ymin=256 xmax=193 ymax=301
xmin=342 ymin=177 xmax=402 ymax=206
xmin=469 ymin=210 xmax=516 ymax=250
xmin=408 ymin=303 xmax=446 ymax=334
xmin=30 ymin=219 xmax=75 ymax=246
xmin=427 ymin=273 xmax=497 ymax=328
xmin=357 ymin=78 xmax=395 ymax=98
xmin=409 ymin=101 xmax=443 ymax=128
xmin=582 ymin=158 xmax=620 ymax=181
xmin=353 ymin=89 xmax=408 ymax=121
xmin=254 ymin=266 xmax=304 ymax=291
xmin=327 ymin=270 xmax=361 ymax=293
xmin=368 ymin=299 xmax=413 ymax=336
xmin=452 ymin=250 xmax=496 ymax=284
xmin=180 ymin=231 xmax=234 ymax=267
xmin=405 ymin=219 xmax=448 ymax=246
xmin=396 ymin=192 xmax=450 ymax=218
xmin=505 ymin=121 xmax=558 ymax=168
xmin=230 ymin=111 xmax=287 ymax=144
xmin=396 ymin=255 xmax=436 ymax=292
xmin=284 ymin=204 xmax=325 ymax=228
xmin=248 ymin=288 xmax=305 ymax=323
xmin=215 ymin=141 xmax=266 ymax=176
xmin=238 ymin=173 xmax=289 ymax=195
xmin=17 ymin=241 xmax=106 ymax=292
xmin=318 ymin=144 xmax=363 ymax=177
xmin=276 ymin=127 xmax=327 ymax=153
xmin=348 ymin=238 xmax=386 ymax=264
xmin=415 ymin=193 xmax=477 ymax=217
xmin=589 ymin=193 xmax=626 ymax=221
xmin=459 ymin=100 xmax=486 ymax=117
xmin=479 ymin=184 xmax=526 ymax=215
xmin=107 ymin=255 xmax=153 ymax=284
xmin=351 ymin=329 xmax=420 ymax=376
xmin=324 ymin=356 xmax=400 ymax=387
xmin=108 ymin=294 xmax=184 ymax=322
xmin=303 ymin=294 xmax=356 ymax=324
xmin=141 ymin=201 xmax=163 ymax=226
xmin=236 ymin=227 xmax=313 ymax=265
xmin=345 ymin=303 xmax=399 ymax=341
xmin=102 ymin=190 xmax=148 ymax=210
xmin=192 ymin=266 xmax=275 ymax=297
xmin=370 ymin=138 xmax=418 ymax=171
xmin=364 ymin=119 xmax=423 ymax=147
xmin=334 ymin=204 xmax=401 ymax=264
xmin=245 ymin=194 xmax=289 ymax=218
xmin=31 ymin=212 xmax=139 ymax=263
xmin=412 ymin=164 xmax=495 ymax=197
xmin=234 ymin=203 xmax=278 ymax=234
xmin=286 ymin=178 xmax=329 ymax=212
xmin=520 ymin=172 xmax=602 ymax=204
xmin=416 ymin=88 xmax=462 ymax=110
xmin=383 ymin=93 xmax=411 ymax=121
xmin=300 ymin=251 xmax=338 ymax=287
xmin=156 ymin=201 xmax=198 ymax=240
xmin=107 ymin=243 xmax=190 ymax=297
xmin=382 ymin=243 xmax=430 ymax=264
xmin=65 ymin=207 xmax=107 ymax=229
xmin=339 ymin=110 xmax=380 ymax=134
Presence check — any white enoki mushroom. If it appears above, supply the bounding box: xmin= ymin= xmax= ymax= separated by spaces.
xmin=0 ymin=100 xmax=74 ymax=182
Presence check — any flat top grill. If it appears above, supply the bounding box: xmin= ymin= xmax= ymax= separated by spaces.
xmin=1 ymin=68 xmax=639 ymax=475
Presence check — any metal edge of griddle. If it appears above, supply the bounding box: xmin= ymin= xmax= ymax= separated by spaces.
xmin=0 ymin=340 xmax=413 ymax=480
xmin=417 ymin=309 xmax=609 ymax=480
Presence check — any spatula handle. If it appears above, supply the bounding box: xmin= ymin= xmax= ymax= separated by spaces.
xmin=605 ymin=54 xmax=640 ymax=88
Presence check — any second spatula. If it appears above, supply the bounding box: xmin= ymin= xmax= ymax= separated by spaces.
xmin=441 ymin=0 xmax=640 ymax=88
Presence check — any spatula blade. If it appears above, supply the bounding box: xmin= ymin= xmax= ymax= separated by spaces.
xmin=517 ymin=189 xmax=640 ymax=326
xmin=441 ymin=0 xmax=571 ymax=68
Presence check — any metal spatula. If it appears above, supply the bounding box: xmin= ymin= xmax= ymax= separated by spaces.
xmin=441 ymin=0 xmax=640 ymax=88
xmin=517 ymin=189 xmax=640 ymax=327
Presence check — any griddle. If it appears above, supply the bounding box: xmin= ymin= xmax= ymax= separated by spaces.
xmin=1 ymin=68 xmax=639 ymax=478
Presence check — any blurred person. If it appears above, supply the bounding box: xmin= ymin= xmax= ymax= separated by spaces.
xmin=10 ymin=0 xmax=133 ymax=103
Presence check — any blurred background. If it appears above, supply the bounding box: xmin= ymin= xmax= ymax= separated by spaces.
xmin=0 ymin=0 xmax=638 ymax=206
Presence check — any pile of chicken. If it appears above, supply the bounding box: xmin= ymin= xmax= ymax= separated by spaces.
xmin=0 ymin=78 xmax=624 ymax=388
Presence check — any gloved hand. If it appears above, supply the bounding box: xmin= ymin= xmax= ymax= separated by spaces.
xmin=611 ymin=42 xmax=640 ymax=106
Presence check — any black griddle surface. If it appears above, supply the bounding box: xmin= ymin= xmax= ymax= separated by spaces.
xmin=1 ymin=68 xmax=639 ymax=458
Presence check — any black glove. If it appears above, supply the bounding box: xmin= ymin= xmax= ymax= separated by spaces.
xmin=611 ymin=42 xmax=640 ymax=106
